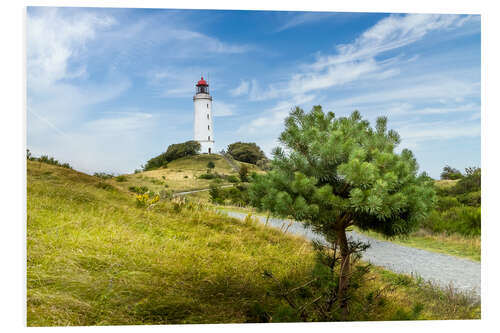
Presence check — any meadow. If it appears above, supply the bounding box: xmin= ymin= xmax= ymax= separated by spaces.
xmin=27 ymin=160 xmax=479 ymax=325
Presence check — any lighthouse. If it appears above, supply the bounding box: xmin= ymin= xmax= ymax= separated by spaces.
xmin=193 ymin=76 xmax=214 ymax=154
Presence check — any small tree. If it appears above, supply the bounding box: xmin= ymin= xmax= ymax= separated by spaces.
xmin=207 ymin=161 xmax=215 ymax=173
xmin=239 ymin=164 xmax=249 ymax=182
xmin=249 ymin=106 xmax=436 ymax=316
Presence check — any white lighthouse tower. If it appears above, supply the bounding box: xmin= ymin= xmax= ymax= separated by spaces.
xmin=193 ymin=76 xmax=214 ymax=154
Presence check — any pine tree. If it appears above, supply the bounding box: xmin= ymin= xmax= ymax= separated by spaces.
xmin=249 ymin=106 xmax=436 ymax=316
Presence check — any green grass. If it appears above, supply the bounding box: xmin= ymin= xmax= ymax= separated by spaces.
xmin=27 ymin=161 xmax=479 ymax=325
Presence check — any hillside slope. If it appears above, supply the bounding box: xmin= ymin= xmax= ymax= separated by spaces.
xmin=27 ymin=161 xmax=479 ymax=325
xmin=112 ymin=154 xmax=260 ymax=193
xmin=27 ymin=160 xmax=314 ymax=325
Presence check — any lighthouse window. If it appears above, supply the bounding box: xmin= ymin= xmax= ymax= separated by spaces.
xmin=208 ymin=136 xmax=210 ymax=141
xmin=208 ymin=125 xmax=210 ymax=130
xmin=207 ymin=114 xmax=209 ymax=119
xmin=207 ymin=103 xmax=209 ymax=108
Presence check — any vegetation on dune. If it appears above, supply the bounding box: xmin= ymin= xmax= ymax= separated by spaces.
xmin=249 ymin=106 xmax=436 ymax=319
xmin=110 ymin=155 xmax=242 ymax=194
xmin=144 ymin=140 xmax=201 ymax=171
xmin=27 ymin=161 xmax=479 ymax=325
xmin=425 ymin=166 xmax=481 ymax=237
xmin=227 ymin=141 xmax=269 ymax=166
xmin=27 ymin=149 xmax=72 ymax=169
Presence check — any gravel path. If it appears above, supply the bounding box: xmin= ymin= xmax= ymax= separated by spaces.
xmin=223 ymin=210 xmax=481 ymax=296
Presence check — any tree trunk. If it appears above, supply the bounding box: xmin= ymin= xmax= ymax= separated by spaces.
xmin=337 ymin=226 xmax=351 ymax=320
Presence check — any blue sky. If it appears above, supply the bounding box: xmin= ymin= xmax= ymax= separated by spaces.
xmin=26 ymin=7 xmax=480 ymax=178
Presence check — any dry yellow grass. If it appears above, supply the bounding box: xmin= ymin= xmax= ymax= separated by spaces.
xmin=434 ymin=179 xmax=459 ymax=189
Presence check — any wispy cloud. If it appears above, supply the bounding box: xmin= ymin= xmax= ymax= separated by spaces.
xmin=27 ymin=7 xmax=116 ymax=87
xmin=275 ymin=12 xmax=343 ymax=32
xmin=239 ymin=13 xmax=480 ymax=167
xmin=230 ymin=80 xmax=249 ymax=96
xmin=212 ymin=101 xmax=235 ymax=117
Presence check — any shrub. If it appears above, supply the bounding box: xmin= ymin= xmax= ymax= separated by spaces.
xmin=27 ymin=151 xmax=73 ymax=169
xmin=256 ymin=158 xmax=271 ymax=171
xmin=239 ymin=164 xmax=249 ymax=182
xmin=94 ymin=172 xmax=114 ymax=179
xmin=144 ymin=140 xmax=201 ymax=171
xmin=453 ymin=167 xmax=481 ymax=194
xmin=199 ymin=173 xmax=215 ymax=180
xmin=129 ymin=186 xmax=149 ymax=194
xmin=227 ymin=175 xmax=239 ymax=183
xmin=209 ymin=184 xmax=224 ymax=204
xmin=184 ymin=175 xmax=188 ymax=179
xmin=436 ymin=196 xmax=460 ymax=211
xmin=95 ymin=182 xmax=116 ymax=191
xmin=135 ymin=193 xmax=160 ymax=208
xmin=115 ymin=175 xmax=128 ymax=182
xmin=457 ymin=191 xmax=481 ymax=207
xmin=227 ymin=142 xmax=268 ymax=165
xmin=421 ymin=206 xmax=481 ymax=236
xmin=149 ymin=178 xmax=164 ymax=185
xmin=440 ymin=165 xmax=462 ymax=180
xmin=207 ymin=161 xmax=215 ymax=170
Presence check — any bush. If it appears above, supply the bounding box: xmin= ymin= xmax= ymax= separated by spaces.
xmin=199 ymin=173 xmax=215 ymax=180
xmin=256 ymin=158 xmax=271 ymax=171
xmin=129 ymin=186 xmax=149 ymax=194
xmin=227 ymin=175 xmax=239 ymax=183
xmin=144 ymin=140 xmax=201 ymax=171
xmin=94 ymin=172 xmax=114 ymax=179
xmin=436 ymin=196 xmax=460 ymax=211
xmin=115 ymin=175 xmax=128 ymax=182
xmin=453 ymin=167 xmax=480 ymax=194
xmin=27 ymin=150 xmax=73 ymax=169
xmin=136 ymin=193 xmax=160 ymax=208
xmin=95 ymin=182 xmax=116 ymax=191
xmin=421 ymin=206 xmax=481 ymax=236
xmin=457 ymin=191 xmax=481 ymax=207
xmin=440 ymin=165 xmax=462 ymax=180
xmin=239 ymin=164 xmax=249 ymax=182
xmin=227 ymin=142 xmax=268 ymax=165
xmin=209 ymin=184 xmax=224 ymax=204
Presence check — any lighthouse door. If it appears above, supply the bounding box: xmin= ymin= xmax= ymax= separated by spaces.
xmin=208 ymin=148 xmax=211 ymax=154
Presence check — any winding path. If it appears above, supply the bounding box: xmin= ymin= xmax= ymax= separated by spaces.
xmin=223 ymin=211 xmax=481 ymax=296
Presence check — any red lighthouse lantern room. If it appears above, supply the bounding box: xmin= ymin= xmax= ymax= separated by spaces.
xmin=196 ymin=76 xmax=209 ymax=94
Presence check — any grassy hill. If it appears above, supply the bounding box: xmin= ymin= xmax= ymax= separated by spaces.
xmin=27 ymin=160 xmax=479 ymax=325
xmin=111 ymin=154 xmax=260 ymax=194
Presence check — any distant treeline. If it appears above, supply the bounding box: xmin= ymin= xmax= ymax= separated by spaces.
xmin=27 ymin=149 xmax=72 ymax=169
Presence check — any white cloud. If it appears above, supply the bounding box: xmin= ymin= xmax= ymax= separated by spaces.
xmin=27 ymin=8 xmax=115 ymax=87
xmin=275 ymin=12 xmax=339 ymax=32
xmin=244 ymin=94 xmax=316 ymax=134
xmin=310 ymin=14 xmax=474 ymax=70
xmin=239 ymin=13 xmax=480 ymax=169
xmin=213 ymin=101 xmax=235 ymax=117
xmin=230 ymin=80 xmax=250 ymax=96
